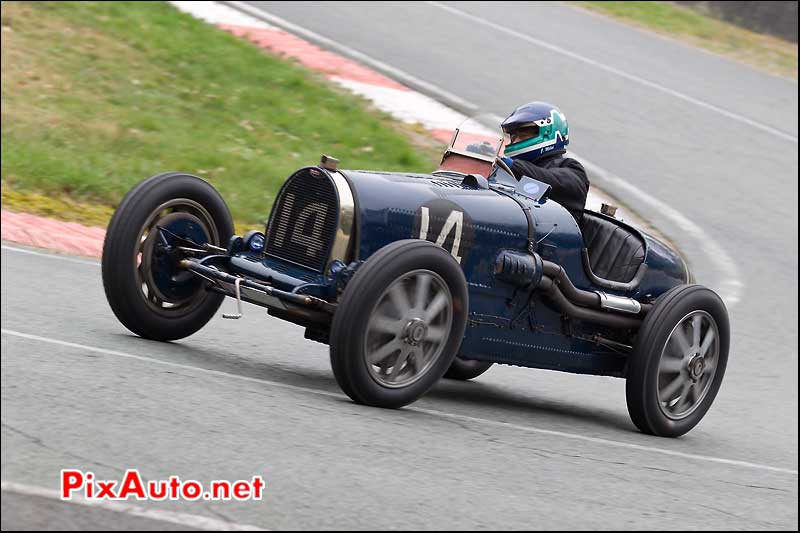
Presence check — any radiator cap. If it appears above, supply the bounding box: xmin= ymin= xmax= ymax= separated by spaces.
xmin=320 ymin=154 xmax=339 ymax=171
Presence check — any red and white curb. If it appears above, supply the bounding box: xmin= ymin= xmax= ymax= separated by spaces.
xmin=1 ymin=210 xmax=105 ymax=258
xmin=1 ymin=1 xmax=635 ymax=258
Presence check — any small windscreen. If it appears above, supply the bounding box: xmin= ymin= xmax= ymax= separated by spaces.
xmin=451 ymin=130 xmax=503 ymax=159
xmin=449 ymin=116 xmax=503 ymax=160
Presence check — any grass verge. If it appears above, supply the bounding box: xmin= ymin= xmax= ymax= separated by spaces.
xmin=1 ymin=1 xmax=443 ymax=229
xmin=572 ymin=1 xmax=797 ymax=80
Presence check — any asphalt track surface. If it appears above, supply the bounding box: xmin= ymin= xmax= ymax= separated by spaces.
xmin=2 ymin=1 xmax=798 ymax=530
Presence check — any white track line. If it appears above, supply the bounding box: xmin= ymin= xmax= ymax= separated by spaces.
xmin=427 ymin=1 xmax=797 ymax=144
xmin=1 ymin=244 xmax=100 ymax=266
xmin=3 ymin=328 xmax=796 ymax=476
xmin=564 ymin=1 xmax=798 ymax=86
xmin=0 ymin=481 xmax=266 ymax=531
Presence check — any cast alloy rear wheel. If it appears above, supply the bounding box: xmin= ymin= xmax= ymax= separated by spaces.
xmin=626 ymin=284 xmax=729 ymax=437
xmin=656 ymin=310 xmax=720 ymax=421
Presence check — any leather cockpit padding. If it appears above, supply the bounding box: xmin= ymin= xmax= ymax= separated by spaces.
xmin=580 ymin=212 xmax=645 ymax=283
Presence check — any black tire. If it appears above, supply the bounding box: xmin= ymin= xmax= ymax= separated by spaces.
xmin=626 ymin=284 xmax=729 ymax=437
xmin=102 ymin=172 xmax=234 ymax=341
xmin=444 ymin=357 xmax=493 ymax=381
xmin=330 ymin=239 xmax=468 ymax=408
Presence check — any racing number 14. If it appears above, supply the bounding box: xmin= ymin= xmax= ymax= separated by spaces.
xmin=419 ymin=207 xmax=464 ymax=264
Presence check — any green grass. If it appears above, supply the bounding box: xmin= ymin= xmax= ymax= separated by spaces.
xmin=0 ymin=1 xmax=442 ymax=227
xmin=572 ymin=1 xmax=798 ymax=80
xmin=1 ymin=186 xmax=116 ymax=228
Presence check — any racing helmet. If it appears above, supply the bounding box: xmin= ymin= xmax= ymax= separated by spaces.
xmin=501 ymin=102 xmax=569 ymax=162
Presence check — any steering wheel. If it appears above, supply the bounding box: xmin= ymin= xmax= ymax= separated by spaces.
xmin=495 ymin=156 xmax=514 ymax=176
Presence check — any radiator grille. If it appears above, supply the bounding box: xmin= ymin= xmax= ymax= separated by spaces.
xmin=265 ymin=168 xmax=339 ymax=272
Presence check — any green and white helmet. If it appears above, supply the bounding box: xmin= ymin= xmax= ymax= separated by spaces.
xmin=501 ymin=102 xmax=569 ymax=162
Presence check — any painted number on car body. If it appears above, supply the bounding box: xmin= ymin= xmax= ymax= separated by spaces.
xmin=419 ymin=206 xmax=464 ymax=264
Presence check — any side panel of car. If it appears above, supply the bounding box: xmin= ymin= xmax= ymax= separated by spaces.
xmin=253 ymin=168 xmax=687 ymax=376
xmin=343 ymin=170 xmax=528 ymax=266
xmin=460 ymin=197 xmax=630 ymax=375
xmin=343 ymin=170 xmax=630 ymax=375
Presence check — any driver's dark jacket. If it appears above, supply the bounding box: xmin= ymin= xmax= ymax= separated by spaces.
xmin=510 ymin=151 xmax=589 ymax=222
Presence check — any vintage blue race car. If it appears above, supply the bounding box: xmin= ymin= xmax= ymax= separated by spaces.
xmin=102 ymin=123 xmax=729 ymax=437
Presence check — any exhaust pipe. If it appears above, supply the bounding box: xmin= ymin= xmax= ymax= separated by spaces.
xmin=541 ymin=261 xmax=650 ymax=315
xmin=495 ymin=250 xmax=649 ymax=328
xmin=538 ymin=276 xmax=642 ymax=329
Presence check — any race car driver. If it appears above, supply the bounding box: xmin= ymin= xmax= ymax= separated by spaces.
xmin=500 ymin=102 xmax=589 ymax=222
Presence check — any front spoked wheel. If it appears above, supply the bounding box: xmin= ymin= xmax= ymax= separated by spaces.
xmin=135 ymin=198 xmax=219 ymax=317
xmin=330 ymin=240 xmax=468 ymax=408
xmin=102 ymin=173 xmax=234 ymax=341
xmin=364 ymin=269 xmax=453 ymax=388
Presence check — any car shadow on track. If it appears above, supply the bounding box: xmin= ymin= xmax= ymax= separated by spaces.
xmin=119 ymin=332 xmax=339 ymax=390
xmin=119 ymin=334 xmax=635 ymax=434
xmin=426 ymin=379 xmax=635 ymax=433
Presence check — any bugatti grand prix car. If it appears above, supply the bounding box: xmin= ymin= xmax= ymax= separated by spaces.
xmin=102 ymin=122 xmax=729 ymax=437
